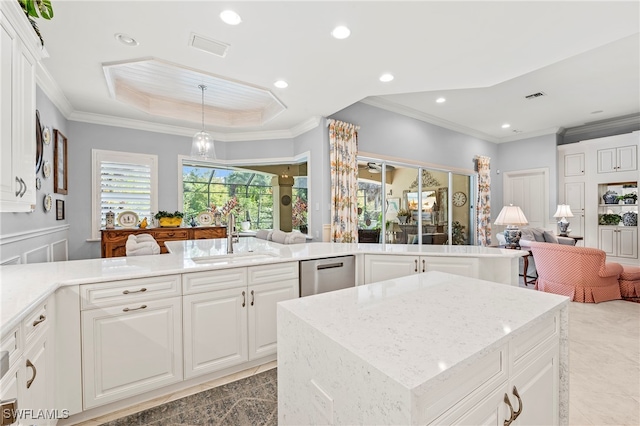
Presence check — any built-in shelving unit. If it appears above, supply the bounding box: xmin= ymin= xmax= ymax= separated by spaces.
xmin=597 ymin=182 xmax=637 ymax=259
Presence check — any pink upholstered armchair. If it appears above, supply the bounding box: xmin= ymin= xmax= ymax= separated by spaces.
xmin=529 ymin=241 xmax=623 ymax=303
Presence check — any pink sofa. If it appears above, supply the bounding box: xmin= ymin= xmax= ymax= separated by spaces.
xmin=529 ymin=241 xmax=623 ymax=303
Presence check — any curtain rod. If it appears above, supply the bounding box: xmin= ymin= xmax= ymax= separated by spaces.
xmin=326 ymin=118 xmax=360 ymax=130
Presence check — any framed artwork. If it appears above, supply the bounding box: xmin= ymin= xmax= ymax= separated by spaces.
xmin=54 ymin=130 xmax=68 ymax=194
xmin=385 ymin=197 xmax=399 ymax=221
xmin=56 ymin=199 xmax=65 ymax=220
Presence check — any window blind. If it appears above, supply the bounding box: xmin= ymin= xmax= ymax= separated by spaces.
xmin=100 ymin=161 xmax=152 ymax=224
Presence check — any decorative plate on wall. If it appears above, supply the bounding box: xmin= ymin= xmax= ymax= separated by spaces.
xmin=42 ymin=161 xmax=52 ymax=178
xmin=43 ymin=194 xmax=52 ymax=212
xmin=43 ymin=126 xmax=51 ymax=145
xmin=197 ymin=211 xmax=214 ymax=226
xmin=117 ymin=211 xmax=139 ymax=228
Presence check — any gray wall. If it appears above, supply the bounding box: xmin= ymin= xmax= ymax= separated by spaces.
xmin=496 ymin=133 xmax=558 ymax=219
xmin=0 ymin=87 xmax=69 ymax=235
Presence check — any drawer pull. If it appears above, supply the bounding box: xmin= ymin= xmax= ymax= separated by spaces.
xmin=422 ymin=259 xmax=426 ymax=273
xmin=26 ymin=359 xmax=36 ymax=389
xmin=511 ymin=386 xmax=523 ymax=421
xmin=32 ymin=314 xmax=46 ymax=327
xmin=251 ymin=290 xmax=255 ymax=306
xmin=414 ymin=259 xmax=418 ymax=272
xmin=123 ymin=288 xmax=147 ymax=294
xmin=503 ymin=393 xmax=514 ymax=426
xmin=123 ymin=305 xmax=147 ymax=312
xmin=242 ymin=291 xmax=246 ymax=307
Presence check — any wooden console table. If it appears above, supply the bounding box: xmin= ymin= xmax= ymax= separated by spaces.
xmin=101 ymin=226 xmax=227 ymax=258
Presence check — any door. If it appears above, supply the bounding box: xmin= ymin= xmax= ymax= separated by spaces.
xmin=248 ymin=279 xmax=298 ymax=360
xmin=563 ymin=153 xmax=584 ymax=177
xmin=598 ymin=227 xmax=616 ymax=257
xmin=21 ymin=333 xmax=51 ymax=426
xmin=597 ymin=148 xmax=617 ymax=173
xmin=421 ymin=256 xmax=479 ymax=278
xmin=0 ymin=16 xmax=16 ymax=207
xmin=563 ymin=182 xmax=584 ymax=240
xmin=617 ymin=145 xmax=637 ymax=172
xmin=503 ymin=169 xmax=548 ymax=229
xmin=183 ymin=289 xmax=248 ymax=379
xmin=618 ymin=227 xmax=638 ymax=259
xmin=364 ymin=255 xmax=417 ymax=283
xmin=81 ymin=297 xmax=183 ymax=409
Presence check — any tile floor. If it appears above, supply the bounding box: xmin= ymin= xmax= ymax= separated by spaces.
xmin=81 ymin=293 xmax=640 ymax=426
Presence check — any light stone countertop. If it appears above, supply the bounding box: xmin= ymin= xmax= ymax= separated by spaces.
xmin=0 ymin=238 xmax=524 ymax=336
xmin=278 ymin=270 xmax=569 ymax=395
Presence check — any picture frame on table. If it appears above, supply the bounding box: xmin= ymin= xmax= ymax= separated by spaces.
xmin=56 ymin=199 xmax=65 ymax=220
xmin=54 ymin=129 xmax=68 ymax=194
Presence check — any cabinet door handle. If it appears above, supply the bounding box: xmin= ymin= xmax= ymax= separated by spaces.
xmin=414 ymin=259 xmax=418 ymax=272
xmin=26 ymin=359 xmax=37 ymax=389
xmin=16 ymin=176 xmax=22 ymax=197
xmin=32 ymin=314 xmax=46 ymax=327
xmin=242 ymin=291 xmax=246 ymax=307
xmin=511 ymin=386 xmax=523 ymax=421
xmin=503 ymin=393 xmax=515 ymax=426
xmin=122 ymin=305 xmax=147 ymax=312
xmin=123 ymin=288 xmax=147 ymax=294
xmin=19 ymin=178 xmax=26 ymax=197
xmin=422 ymin=259 xmax=426 ymax=273
xmin=251 ymin=290 xmax=255 ymax=306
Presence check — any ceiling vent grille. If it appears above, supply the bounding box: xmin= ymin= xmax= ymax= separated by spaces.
xmin=525 ymin=91 xmax=546 ymax=100
xmin=189 ymin=33 xmax=229 ymax=58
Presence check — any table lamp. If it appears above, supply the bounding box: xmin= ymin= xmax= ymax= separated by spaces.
xmin=494 ymin=204 xmax=528 ymax=247
xmin=553 ymin=204 xmax=573 ymax=237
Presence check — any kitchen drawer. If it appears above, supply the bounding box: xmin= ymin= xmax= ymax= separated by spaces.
xmin=154 ymin=229 xmax=189 ymax=241
xmin=0 ymin=325 xmax=21 ymax=369
xmin=183 ymin=268 xmax=247 ymax=295
xmin=81 ymin=275 xmax=181 ymax=310
xmin=248 ymin=262 xmax=298 ymax=285
xmin=420 ymin=345 xmax=508 ymax=424
xmin=511 ymin=312 xmax=558 ymax=367
xmin=192 ymin=227 xmax=226 ymax=239
xmin=22 ymin=300 xmax=49 ymax=346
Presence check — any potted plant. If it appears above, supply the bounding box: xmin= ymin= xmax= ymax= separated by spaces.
xmin=292 ymin=197 xmax=308 ymax=233
xmin=154 ymin=211 xmax=184 ymax=227
xmin=623 ymin=193 xmax=637 ymax=204
xmin=18 ymin=0 xmax=54 ymax=46
xmin=397 ymin=208 xmax=410 ymax=224
xmin=598 ymin=213 xmax=621 ymax=226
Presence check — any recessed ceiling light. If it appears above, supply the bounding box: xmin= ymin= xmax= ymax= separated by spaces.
xmin=331 ymin=26 xmax=351 ymax=39
xmin=501 ymin=123 xmax=511 ymax=129
xmin=436 ymin=97 xmax=446 ymax=103
xmin=274 ymin=80 xmax=288 ymax=89
xmin=220 ymin=10 xmax=242 ymax=25
xmin=379 ymin=73 xmax=394 ymax=82
xmin=114 ymin=33 xmax=138 ymax=46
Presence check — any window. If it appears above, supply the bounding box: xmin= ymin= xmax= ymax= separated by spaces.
xmin=92 ymin=150 xmax=158 ymax=239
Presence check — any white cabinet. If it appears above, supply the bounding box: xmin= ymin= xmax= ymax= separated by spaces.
xmin=597 ymin=145 xmax=637 ymax=173
xmin=599 ymin=226 xmax=638 ymax=259
xmin=0 ymin=3 xmax=41 ymax=212
xmin=364 ymin=255 xmax=479 ymax=284
xmin=182 ymin=262 xmax=299 ymax=379
xmin=80 ymin=276 xmax=183 ymax=409
xmin=183 ymin=287 xmax=248 ymax=379
xmin=21 ymin=332 xmax=53 ymax=425
xmin=563 ymin=152 xmax=585 ymax=177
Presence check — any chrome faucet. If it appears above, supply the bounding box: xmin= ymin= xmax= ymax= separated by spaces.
xmin=227 ymin=213 xmax=240 ymax=253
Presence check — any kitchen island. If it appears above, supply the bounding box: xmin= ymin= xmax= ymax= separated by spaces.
xmin=0 ymin=239 xmax=526 ymax=424
xmin=278 ymin=271 xmax=569 ymax=425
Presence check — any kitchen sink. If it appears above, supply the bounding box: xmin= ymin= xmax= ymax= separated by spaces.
xmin=191 ymin=252 xmax=279 ymax=265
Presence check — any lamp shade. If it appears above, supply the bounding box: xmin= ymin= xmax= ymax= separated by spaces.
xmin=553 ymin=204 xmax=574 ymax=218
xmin=494 ymin=204 xmax=528 ymax=226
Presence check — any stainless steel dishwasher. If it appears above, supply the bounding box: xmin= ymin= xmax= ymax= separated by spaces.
xmin=300 ymin=255 xmax=356 ymax=297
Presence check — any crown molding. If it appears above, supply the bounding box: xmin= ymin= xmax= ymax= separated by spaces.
xmin=562 ymin=113 xmax=640 ymax=137
xmin=494 ymin=127 xmax=561 ymax=144
xmin=36 ymin=63 xmax=74 ymax=117
xmin=360 ymin=97 xmax=499 ymax=143
xmin=68 ymin=110 xmax=322 ymax=142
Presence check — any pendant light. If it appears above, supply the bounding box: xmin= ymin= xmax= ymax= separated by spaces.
xmin=191 ymin=84 xmax=215 ymax=160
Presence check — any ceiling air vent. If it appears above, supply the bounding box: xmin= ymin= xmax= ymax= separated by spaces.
xmin=189 ymin=33 xmax=229 ymax=58
xmin=525 ymin=91 xmax=546 ymax=100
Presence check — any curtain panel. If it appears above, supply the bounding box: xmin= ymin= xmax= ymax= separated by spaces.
xmin=329 ymin=120 xmax=359 ymax=243
xmin=476 ymin=156 xmax=491 ymax=246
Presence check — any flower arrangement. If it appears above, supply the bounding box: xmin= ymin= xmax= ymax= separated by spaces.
xmin=397 ymin=208 xmax=410 ymax=217
xmin=292 ymin=197 xmax=307 ymax=227
xmin=220 ymin=197 xmax=240 ymax=216
xmin=154 ymin=211 xmax=184 ymax=227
